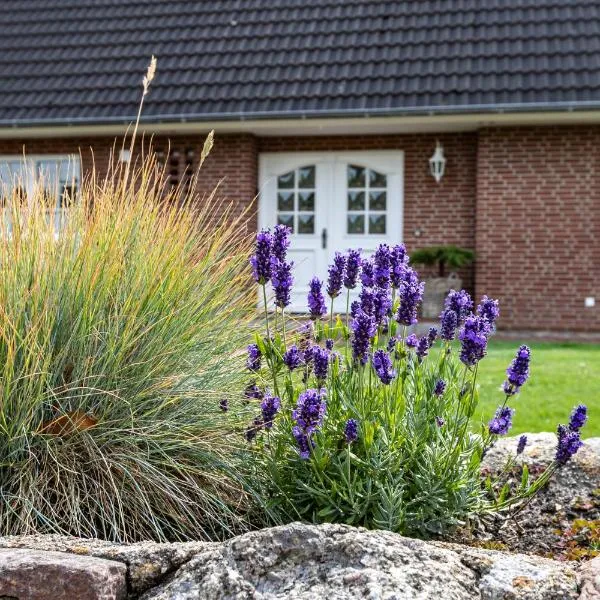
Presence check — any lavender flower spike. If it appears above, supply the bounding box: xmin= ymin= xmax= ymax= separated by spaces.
xmin=372 ymin=349 xmax=396 ymax=385
xmin=395 ymin=268 xmax=424 ymax=326
xmin=445 ymin=289 xmax=473 ymax=324
xmin=313 ymin=347 xmax=330 ymax=381
xmin=283 ymin=345 xmax=304 ymax=371
xmin=249 ymin=228 xmax=273 ymax=284
xmin=292 ymin=426 xmax=313 ymax=459
xmin=390 ymin=244 xmax=408 ymax=288
xmin=459 ymin=314 xmax=490 ymax=367
xmin=415 ymin=336 xmax=432 ymax=362
xmin=344 ymin=249 xmax=361 ymax=289
xmin=307 ymin=277 xmax=327 ymax=320
xmin=569 ymin=404 xmax=588 ymax=432
xmin=350 ymin=309 xmax=377 ymax=365
xmin=477 ymin=295 xmax=500 ymax=327
xmin=373 ymin=244 xmax=391 ymax=288
xmin=503 ymin=345 xmax=531 ymax=395
xmin=344 ymin=419 xmax=358 ymax=444
xmin=434 ymin=379 xmax=446 ymax=397
xmin=270 ymin=257 xmax=294 ymax=309
xmin=488 ymin=406 xmax=514 ymax=436
xmin=556 ymin=424 xmax=583 ymax=465
xmin=292 ymin=388 xmax=327 ymax=434
xmin=440 ymin=308 xmax=458 ymax=341
xmin=405 ymin=333 xmax=419 ymax=349
xmin=246 ymin=344 xmax=261 ymax=372
xmin=327 ymin=252 xmax=346 ymax=298
xmin=260 ymin=394 xmax=281 ymax=429
xmin=360 ymin=259 xmax=375 ymax=287
xmin=517 ymin=435 xmax=528 ymax=455
xmin=272 ymin=224 xmax=291 ymax=262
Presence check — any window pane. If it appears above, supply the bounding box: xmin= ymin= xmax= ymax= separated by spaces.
xmin=369 ymin=190 xmax=387 ymax=211
xmin=347 ymin=165 xmax=365 ymax=188
xmin=298 ymin=214 xmax=314 ymax=234
xmin=369 ymin=169 xmax=387 ymax=187
xmin=277 ymin=213 xmax=294 ymax=232
xmin=297 ymin=166 xmax=315 ymax=188
xmin=347 ymin=214 xmax=365 ymax=234
xmin=277 ymin=191 xmax=294 ymax=211
xmin=369 ymin=214 xmax=386 ymax=234
xmin=347 ymin=191 xmax=365 ymax=211
xmin=298 ymin=191 xmax=314 ymax=211
xmin=277 ymin=171 xmax=295 ymax=189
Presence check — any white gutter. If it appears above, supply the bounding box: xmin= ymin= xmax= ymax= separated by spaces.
xmin=0 ymin=109 xmax=599 ymax=139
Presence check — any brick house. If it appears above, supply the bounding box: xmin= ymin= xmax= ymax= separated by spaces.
xmin=0 ymin=1 xmax=598 ymax=333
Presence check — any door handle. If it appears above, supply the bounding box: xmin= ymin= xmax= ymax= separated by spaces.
xmin=321 ymin=228 xmax=327 ymax=249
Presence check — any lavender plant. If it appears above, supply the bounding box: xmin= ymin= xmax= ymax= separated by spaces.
xmin=241 ymin=228 xmax=588 ymax=536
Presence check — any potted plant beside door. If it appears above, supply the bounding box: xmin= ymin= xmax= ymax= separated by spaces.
xmin=410 ymin=245 xmax=475 ymax=319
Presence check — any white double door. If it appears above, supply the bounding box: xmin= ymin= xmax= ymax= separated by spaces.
xmin=259 ymin=151 xmax=404 ymax=312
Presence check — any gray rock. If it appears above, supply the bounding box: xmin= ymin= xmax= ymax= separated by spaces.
xmin=140 ymin=522 xmax=578 ymax=600
xmin=578 ymin=555 xmax=600 ymax=600
xmin=478 ymin=433 xmax=600 ymax=556
xmin=0 ymin=548 xmax=127 ymax=600
xmin=0 ymin=534 xmax=209 ymax=596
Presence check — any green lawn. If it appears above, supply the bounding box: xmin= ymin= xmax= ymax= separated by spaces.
xmin=472 ymin=340 xmax=600 ymax=437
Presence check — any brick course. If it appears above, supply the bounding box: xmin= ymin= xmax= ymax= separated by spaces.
xmin=0 ymin=126 xmax=598 ymax=333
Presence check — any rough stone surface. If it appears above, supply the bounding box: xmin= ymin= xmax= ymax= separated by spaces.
xmin=140 ymin=522 xmax=578 ymax=600
xmin=578 ymin=555 xmax=600 ymax=600
xmin=478 ymin=433 xmax=600 ymax=556
xmin=0 ymin=534 xmax=209 ymax=596
xmin=0 ymin=548 xmax=127 ymax=600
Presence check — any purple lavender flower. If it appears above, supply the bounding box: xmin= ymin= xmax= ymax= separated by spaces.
xmin=390 ymin=244 xmax=408 ymax=288
xmin=307 ymin=277 xmax=327 ymax=320
xmin=283 ymin=345 xmax=304 ymax=371
xmin=272 ymin=224 xmax=291 ymax=262
xmin=434 ymin=379 xmax=446 ymax=397
xmin=556 ymin=424 xmax=583 ymax=465
xmin=395 ymin=268 xmax=424 ymax=326
xmin=459 ymin=315 xmax=490 ymax=367
xmin=249 ymin=228 xmax=273 ymax=284
xmin=488 ymin=406 xmax=514 ymax=436
xmin=219 ymin=398 xmax=229 ymax=412
xmin=243 ymin=382 xmax=263 ymax=400
xmin=344 ymin=249 xmax=361 ymax=289
xmin=435 ymin=416 xmax=445 ymax=427
xmin=327 ymin=252 xmax=346 ymax=298
xmin=503 ymin=345 xmax=531 ymax=395
xmin=292 ymin=426 xmax=313 ymax=459
xmin=416 ymin=336 xmax=432 ymax=362
xmin=325 ymin=338 xmax=334 ymax=351
xmin=360 ymin=259 xmax=375 ymax=287
xmin=261 ymin=394 xmax=281 ymax=429
xmin=359 ymin=287 xmax=376 ymax=316
xmin=270 ymin=257 xmax=294 ymax=309
xmin=440 ymin=308 xmax=459 ymax=341
xmin=569 ymin=405 xmax=588 ymax=432
xmin=373 ymin=244 xmax=391 ymax=288
xmin=405 ymin=333 xmax=418 ymax=349
xmin=313 ymin=347 xmax=330 ymax=381
xmin=350 ymin=299 xmax=361 ymax=319
xmin=372 ymin=349 xmax=396 ymax=385
xmin=427 ymin=327 xmax=438 ymax=345
xmin=517 ymin=435 xmax=528 ymax=455
xmin=246 ymin=344 xmax=261 ymax=372
xmin=298 ymin=321 xmax=315 ymax=350
xmin=350 ymin=309 xmax=377 ymax=365
xmin=477 ymin=295 xmax=500 ymax=327
xmin=292 ymin=388 xmax=327 ymax=434
xmin=445 ymin=289 xmax=473 ymax=324
xmin=373 ymin=287 xmax=392 ymax=326
xmin=344 ymin=418 xmax=358 ymax=444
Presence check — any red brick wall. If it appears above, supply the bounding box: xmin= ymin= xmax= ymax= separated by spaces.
xmin=258 ymin=133 xmax=478 ymax=291
xmin=476 ymin=126 xmax=600 ymax=333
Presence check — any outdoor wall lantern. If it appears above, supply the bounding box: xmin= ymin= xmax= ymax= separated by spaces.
xmin=429 ymin=141 xmax=446 ymax=183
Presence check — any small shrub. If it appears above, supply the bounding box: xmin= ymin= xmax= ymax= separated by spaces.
xmin=0 ymin=153 xmax=259 ymax=542
xmin=241 ymin=229 xmax=588 ymax=537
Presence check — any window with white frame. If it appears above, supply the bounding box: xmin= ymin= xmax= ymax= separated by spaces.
xmin=0 ymin=155 xmax=80 ymax=231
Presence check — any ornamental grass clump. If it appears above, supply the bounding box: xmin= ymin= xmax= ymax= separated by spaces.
xmin=242 ymin=228 xmax=588 ymax=537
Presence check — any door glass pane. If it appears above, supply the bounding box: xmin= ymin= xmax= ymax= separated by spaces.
xmin=369 ymin=169 xmax=387 ymax=188
xmin=347 ymin=191 xmax=365 ymax=211
xmin=347 ymin=214 xmax=365 ymax=234
xmin=297 ymin=166 xmax=315 ymax=188
xmin=278 ymin=191 xmax=294 ymax=211
xmin=298 ymin=191 xmax=314 ymax=211
xmin=277 ymin=171 xmax=295 ymax=188
xmin=347 ymin=165 xmax=365 ymax=188
xmin=369 ymin=214 xmax=386 ymax=234
xmin=298 ymin=214 xmax=314 ymax=234
xmin=369 ymin=190 xmax=386 ymax=211
xmin=278 ymin=213 xmax=294 ymax=232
